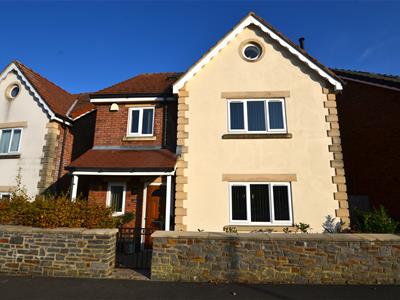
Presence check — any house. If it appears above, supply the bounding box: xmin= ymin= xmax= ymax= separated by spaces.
xmin=335 ymin=69 xmax=400 ymax=220
xmin=171 ymin=12 xmax=349 ymax=232
xmin=0 ymin=61 xmax=95 ymax=198
xmin=66 ymin=73 xmax=179 ymax=232
xmin=66 ymin=12 xmax=350 ymax=233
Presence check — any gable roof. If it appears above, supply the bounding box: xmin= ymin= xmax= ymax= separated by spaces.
xmin=333 ymin=69 xmax=400 ymax=91
xmin=173 ymin=12 xmax=343 ymax=93
xmin=0 ymin=61 xmax=78 ymax=123
xmin=91 ymin=72 xmax=182 ymax=98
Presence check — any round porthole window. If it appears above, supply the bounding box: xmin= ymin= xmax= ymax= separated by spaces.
xmin=242 ymin=42 xmax=262 ymax=61
xmin=5 ymin=83 xmax=21 ymax=100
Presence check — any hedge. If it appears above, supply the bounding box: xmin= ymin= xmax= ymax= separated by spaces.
xmin=0 ymin=192 xmax=117 ymax=229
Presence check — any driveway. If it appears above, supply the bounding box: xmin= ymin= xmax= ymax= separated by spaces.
xmin=0 ymin=275 xmax=399 ymax=300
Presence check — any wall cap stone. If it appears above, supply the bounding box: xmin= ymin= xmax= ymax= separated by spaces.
xmin=0 ymin=225 xmax=118 ymax=235
xmin=152 ymin=230 xmax=400 ymax=242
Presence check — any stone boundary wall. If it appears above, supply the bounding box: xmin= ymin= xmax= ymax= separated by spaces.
xmin=151 ymin=231 xmax=400 ymax=284
xmin=0 ymin=225 xmax=117 ymax=278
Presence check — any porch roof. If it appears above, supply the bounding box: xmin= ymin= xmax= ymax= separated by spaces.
xmin=66 ymin=149 xmax=177 ymax=172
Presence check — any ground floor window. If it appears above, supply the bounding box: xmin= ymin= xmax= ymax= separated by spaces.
xmin=229 ymin=182 xmax=292 ymax=225
xmin=0 ymin=192 xmax=11 ymax=200
xmin=107 ymin=182 xmax=126 ymax=216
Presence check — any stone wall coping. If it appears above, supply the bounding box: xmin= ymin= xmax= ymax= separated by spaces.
xmin=0 ymin=225 xmax=118 ymax=236
xmin=152 ymin=231 xmax=400 ymax=242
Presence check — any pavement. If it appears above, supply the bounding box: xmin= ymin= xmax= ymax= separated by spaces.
xmin=0 ymin=275 xmax=399 ymax=300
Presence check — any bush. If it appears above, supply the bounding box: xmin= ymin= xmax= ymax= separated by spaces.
xmin=0 ymin=192 xmax=117 ymax=229
xmin=352 ymin=205 xmax=399 ymax=233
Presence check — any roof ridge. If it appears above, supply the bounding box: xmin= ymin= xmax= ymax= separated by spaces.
xmin=332 ymin=68 xmax=400 ymax=82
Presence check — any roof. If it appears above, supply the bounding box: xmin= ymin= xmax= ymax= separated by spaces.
xmin=91 ymin=72 xmax=182 ymax=97
xmin=69 ymin=93 xmax=96 ymax=119
xmin=67 ymin=149 xmax=177 ymax=171
xmin=13 ymin=61 xmax=77 ymax=119
xmin=173 ymin=12 xmax=343 ymax=93
xmin=333 ymin=69 xmax=400 ymax=90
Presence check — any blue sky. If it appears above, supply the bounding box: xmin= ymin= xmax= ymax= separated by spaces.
xmin=1 ymin=1 xmax=399 ymax=93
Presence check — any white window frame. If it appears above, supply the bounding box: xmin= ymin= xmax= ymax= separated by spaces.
xmin=0 ymin=192 xmax=11 ymax=200
xmin=127 ymin=107 xmax=155 ymax=137
xmin=228 ymin=182 xmax=293 ymax=226
xmin=227 ymin=98 xmax=287 ymax=134
xmin=0 ymin=128 xmax=23 ymax=154
xmin=106 ymin=182 xmax=127 ymax=216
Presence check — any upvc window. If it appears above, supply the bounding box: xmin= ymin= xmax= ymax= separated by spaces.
xmin=228 ymin=99 xmax=286 ymax=133
xmin=229 ymin=182 xmax=292 ymax=225
xmin=0 ymin=193 xmax=11 ymax=200
xmin=127 ymin=107 xmax=154 ymax=136
xmin=107 ymin=182 xmax=126 ymax=216
xmin=0 ymin=128 xmax=22 ymax=154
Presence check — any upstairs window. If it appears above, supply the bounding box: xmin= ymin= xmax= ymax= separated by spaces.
xmin=228 ymin=99 xmax=286 ymax=133
xmin=230 ymin=182 xmax=292 ymax=225
xmin=0 ymin=128 xmax=22 ymax=154
xmin=128 ymin=107 xmax=154 ymax=136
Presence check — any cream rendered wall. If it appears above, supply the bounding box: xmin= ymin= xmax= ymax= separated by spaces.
xmin=183 ymin=27 xmax=337 ymax=232
xmin=0 ymin=72 xmax=49 ymax=197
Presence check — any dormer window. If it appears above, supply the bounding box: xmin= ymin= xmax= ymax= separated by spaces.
xmin=127 ymin=107 xmax=154 ymax=136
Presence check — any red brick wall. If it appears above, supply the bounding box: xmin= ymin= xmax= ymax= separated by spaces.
xmin=87 ymin=177 xmax=144 ymax=227
xmin=93 ymin=103 xmax=164 ymax=147
xmin=337 ymin=80 xmax=400 ymax=220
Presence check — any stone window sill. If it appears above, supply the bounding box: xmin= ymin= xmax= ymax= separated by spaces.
xmin=222 ymin=133 xmax=292 ymax=139
xmin=0 ymin=154 xmax=21 ymax=159
xmin=122 ymin=136 xmax=156 ymax=141
xmin=228 ymin=225 xmax=296 ymax=233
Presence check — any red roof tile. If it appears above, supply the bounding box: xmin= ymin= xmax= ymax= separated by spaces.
xmin=14 ymin=61 xmax=77 ymax=118
xmin=69 ymin=93 xmax=96 ymax=119
xmin=68 ymin=149 xmax=176 ymax=171
xmin=92 ymin=72 xmax=182 ymax=96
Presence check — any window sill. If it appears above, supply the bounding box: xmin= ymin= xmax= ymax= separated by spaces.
xmin=0 ymin=153 xmax=21 ymax=159
xmin=112 ymin=212 xmax=125 ymax=217
xmin=222 ymin=133 xmax=292 ymax=139
xmin=123 ymin=136 xmax=156 ymax=141
xmin=228 ymin=225 xmax=295 ymax=232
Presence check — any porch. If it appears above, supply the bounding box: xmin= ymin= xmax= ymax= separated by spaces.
xmin=66 ymin=148 xmax=177 ymax=269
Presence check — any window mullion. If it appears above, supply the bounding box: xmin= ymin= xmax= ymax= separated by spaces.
xmin=246 ymin=184 xmax=251 ymax=222
xmin=265 ymin=100 xmax=270 ymax=132
xmin=269 ymin=183 xmax=275 ymax=223
xmin=243 ymin=101 xmax=248 ymax=131
xmin=8 ymin=129 xmax=13 ymax=153
xmin=138 ymin=109 xmax=143 ymax=134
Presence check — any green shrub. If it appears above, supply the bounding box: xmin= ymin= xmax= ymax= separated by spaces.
xmin=0 ymin=191 xmax=117 ymax=229
xmin=353 ymin=205 xmax=398 ymax=233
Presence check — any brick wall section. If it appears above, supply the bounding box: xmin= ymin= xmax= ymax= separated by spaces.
xmin=151 ymin=231 xmax=400 ymax=284
xmin=93 ymin=103 xmax=164 ymax=147
xmin=0 ymin=225 xmax=117 ymax=278
xmin=174 ymin=89 xmax=189 ymax=231
xmin=87 ymin=177 xmax=144 ymax=228
xmin=323 ymin=87 xmax=350 ymax=227
xmin=336 ymin=81 xmax=400 ymax=220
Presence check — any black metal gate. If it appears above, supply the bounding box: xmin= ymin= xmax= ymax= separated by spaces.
xmin=116 ymin=228 xmax=155 ymax=269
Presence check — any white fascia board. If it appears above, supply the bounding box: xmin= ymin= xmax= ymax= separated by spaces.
xmin=90 ymin=96 xmax=176 ymax=103
xmin=72 ymin=170 xmax=175 ymax=176
xmin=173 ymin=15 xmax=343 ymax=93
xmin=0 ymin=62 xmax=72 ymax=126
